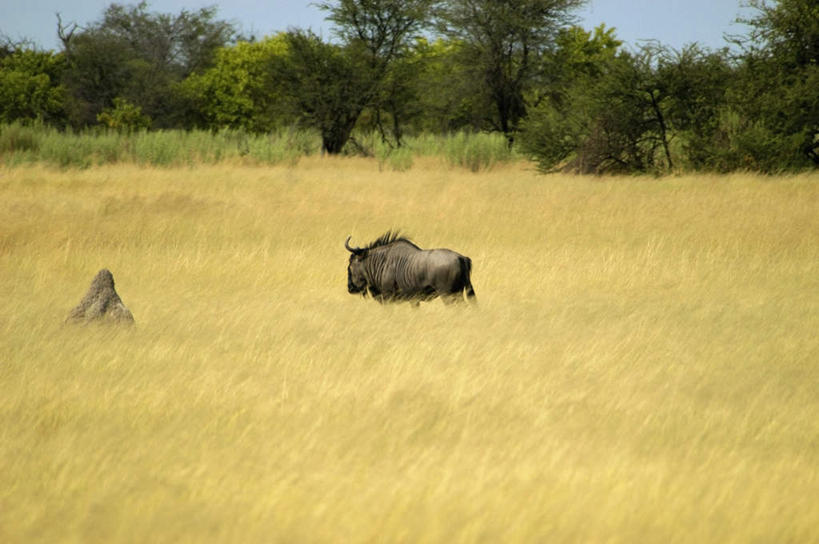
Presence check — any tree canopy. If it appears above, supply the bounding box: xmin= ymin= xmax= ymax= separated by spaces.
xmin=0 ymin=0 xmax=816 ymax=172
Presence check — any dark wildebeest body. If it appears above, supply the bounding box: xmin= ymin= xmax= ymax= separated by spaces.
xmin=346 ymin=232 xmax=476 ymax=303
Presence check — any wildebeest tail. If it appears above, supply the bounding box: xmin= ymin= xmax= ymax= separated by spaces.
xmin=460 ymin=256 xmax=476 ymax=301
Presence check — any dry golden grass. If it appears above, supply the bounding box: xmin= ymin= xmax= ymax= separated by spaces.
xmin=1 ymin=158 xmax=818 ymax=543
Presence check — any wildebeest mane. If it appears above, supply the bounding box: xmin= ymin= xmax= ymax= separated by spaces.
xmin=366 ymin=231 xmax=420 ymax=250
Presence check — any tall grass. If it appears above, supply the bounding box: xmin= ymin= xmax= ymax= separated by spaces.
xmin=0 ymin=123 xmax=517 ymax=171
xmin=1 ymin=161 xmax=818 ymax=542
xmin=0 ymin=123 xmax=325 ymax=168
xmin=409 ymin=130 xmax=516 ymax=171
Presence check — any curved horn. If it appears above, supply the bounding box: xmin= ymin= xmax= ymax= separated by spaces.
xmin=345 ymin=236 xmax=363 ymax=254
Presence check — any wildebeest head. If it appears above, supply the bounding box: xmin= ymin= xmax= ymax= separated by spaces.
xmin=345 ymin=236 xmax=368 ymax=294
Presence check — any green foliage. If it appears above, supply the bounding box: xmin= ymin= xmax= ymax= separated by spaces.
xmin=97 ymin=97 xmax=151 ymax=132
xmin=318 ymin=0 xmax=435 ymax=146
xmin=177 ymin=36 xmax=291 ymax=132
xmin=721 ymin=0 xmax=819 ymax=171
xmin=1 ymin=0 xmax=817 ymax=174
xmin=519 ymin=25 xmax=623 ymax=172
xmin=356 ymin=42 xmax=425 ymax=146
xmin=60 ymin=2 xmax=237 ymax=128
xmin=655 ymin=45 xmax=733 ymax=170
xmin=438 ymin=0 xmax=587 ymax=139
xmin=59 ymin=30 xmax=131 ymax=127
xmin=272 ymin=31 xmax=372 ymax=154
xmin=551 ymin=24 xmax=622 ymax=78
xmin=518 ymin=105 xmax=583 ymax=172
xmin=739 ymin=0 xmax=819 ymax=69
xmin=358 ymin=130 xmax=509 ymax=172
xmin=567 ymin=50 xmax=666 ymax=173
xmin=521 ymin=26 xmax=672 ymax=174
xmin=0 ymin=49 xmax=67 ymax=125
xmin=91 ymin=2 xmax=236 ymax=75
xmin=520 ymin=16 xmax=818 ymax=175
xmin=405 ymin=38 xmax=486 ymax=133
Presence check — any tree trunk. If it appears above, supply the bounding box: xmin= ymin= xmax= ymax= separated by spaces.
xmin=321 ymin=116 xmax=358 ymax=154
xmin=648 ymin=89 xmax=673 ymax=170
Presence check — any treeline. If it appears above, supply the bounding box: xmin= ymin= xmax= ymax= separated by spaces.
xmin=1 ymin=0 xmax=817 ymax=174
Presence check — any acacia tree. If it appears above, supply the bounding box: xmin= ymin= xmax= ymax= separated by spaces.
xmin=654 ymin=45 xmax=733 ymax=170
xmin=271 ymin=30 xmax=371 ymax=154
xmin=740 ymin=0 xmax=819 ymax=68
xmin=731 ymin=0 xmax=819 ymax=168
xmin=317 ymin=0 xmax=434 ymax=146
xmin=437 ymin=0 xmax=586 ymax=143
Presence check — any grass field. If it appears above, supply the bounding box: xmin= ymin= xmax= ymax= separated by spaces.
xmin=1 ymin=158 xmax=818 ymax=542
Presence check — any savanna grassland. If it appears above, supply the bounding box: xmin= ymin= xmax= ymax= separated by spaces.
xmin=1 ymin=158 xmax=818 ymax=543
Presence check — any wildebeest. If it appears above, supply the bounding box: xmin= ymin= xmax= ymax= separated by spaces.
xmin=345 ymin=231 xmax=476 ymax=303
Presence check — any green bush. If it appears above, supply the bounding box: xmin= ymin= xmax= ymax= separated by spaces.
xmin=97 ymin=98 xmax=151 ymax=132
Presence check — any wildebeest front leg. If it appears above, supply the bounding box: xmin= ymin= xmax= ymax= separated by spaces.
xmin=367 ymin=286 xmax=386 ymax=304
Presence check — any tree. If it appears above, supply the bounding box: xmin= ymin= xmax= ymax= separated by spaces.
xmin=59 ymin=2 xmax=236 ymax=128
xmin=59 ymin=23 xmax=132 ymax=127
xmin=0 ymin=45 xmax=67 ymax=125
xmin=739 ymin=0 xmax=819 ymax=69
xmin=317 ymin=0 xmax=434 ymax=146
xmin=271 ymin=30 xmax=371 ymax=154
xmin=569 ymin=49 xmax=669 ymax=173
xmin=521 ymin=31 xmax=738 ymax=174
xmin=437 ymin=0 xmax=586 ymax=143
xmin=725 ymin=0 xmax=819 ymax=170
xmin=406 ymin=38 xmax=489 ymax=133
xmin=654 ymin=45 xmax=733 ymax=170
xmin=176 ymin=36 xmax=291 ymax=132
xmin=518 ymin=25 xmax=623 ymax=172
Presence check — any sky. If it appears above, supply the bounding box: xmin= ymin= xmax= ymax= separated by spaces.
xmin=1 ymin=0 xmax=752 ymax=53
